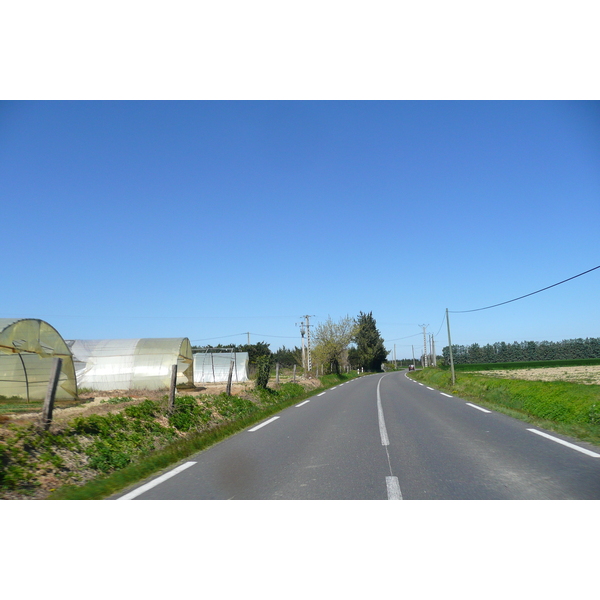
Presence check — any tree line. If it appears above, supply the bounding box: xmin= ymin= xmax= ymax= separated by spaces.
xmin=191 ymin=311 xmax=389 ymax=374
xmin=442 ymin=337 xmax=600 ymax=364
xmin=191 ymin=342 xmax=283 ymax=365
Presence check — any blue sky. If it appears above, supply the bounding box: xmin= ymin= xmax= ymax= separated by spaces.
xmin=2 ymin=100 xmax=598 ymax=358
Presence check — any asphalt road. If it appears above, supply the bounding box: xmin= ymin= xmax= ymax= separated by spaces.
xmin=114 ymin=371 xmax=600 ymax=500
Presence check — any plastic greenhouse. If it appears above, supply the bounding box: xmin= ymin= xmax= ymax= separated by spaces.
xmin=0 ymin=318 xmax=77 ymax=400
xmin=193 ymin=352 xmax=249 ymax=383
xmin=67 ymin=338 xmax=194 ymax=392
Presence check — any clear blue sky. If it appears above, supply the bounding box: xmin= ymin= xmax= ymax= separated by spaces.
xmin=2 ymin=100 xmax=599 ymax=357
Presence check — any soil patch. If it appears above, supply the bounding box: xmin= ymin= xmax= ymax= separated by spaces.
xmin=470 ymin=365 xmax=600 ymax=385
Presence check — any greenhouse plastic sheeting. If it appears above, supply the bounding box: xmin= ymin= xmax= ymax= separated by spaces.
xmin=193 ymin=352 xmax=249 ymax=383
xmin=67 ymin=338 xmax=193 ymax=391
xmin=0 ymin=318 xmax=77 ymax=400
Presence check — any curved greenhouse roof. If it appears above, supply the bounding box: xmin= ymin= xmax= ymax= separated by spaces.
xmin=67 ymin=338 xmax=193 ymax=391
xmin=0 ymin=318 xmax=77 ymax=400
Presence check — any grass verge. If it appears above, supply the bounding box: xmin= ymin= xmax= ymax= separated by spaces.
xmin=410 ymin=368 xmax=600 ymax=446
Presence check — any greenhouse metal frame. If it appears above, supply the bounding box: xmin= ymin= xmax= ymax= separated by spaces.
xmin=0 ymin=318 xmax=77 ymax=401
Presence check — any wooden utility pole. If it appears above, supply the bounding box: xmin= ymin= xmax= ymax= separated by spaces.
xmin=168 ymin=364 xmax=177 ymax=412
xmin=226 ymin=359 xmax=234 ymax=396
xmin=41 ymin=357 xmax=62 ymax=431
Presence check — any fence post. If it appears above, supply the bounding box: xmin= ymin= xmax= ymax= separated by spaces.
xmin=293 ymin=364 xmax=296 ymax=382
xmin=226 ymin=359 xmax=234 ymax=396
xmin=276 ymin=362 xmax=280 ymax=385
xmin=168 ymin=364 xmax=177 ymax=412
xmin=41 ymin=357 xmax=62 ymax=431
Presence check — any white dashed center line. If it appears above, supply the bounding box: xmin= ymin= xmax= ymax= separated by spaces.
xmin=466 ymin=403 xmax=491 ymax=413
xmin=249 ymin=416 xmax=280 ymax=431
xmin=118 ymin=461 xmax=196 ymax=500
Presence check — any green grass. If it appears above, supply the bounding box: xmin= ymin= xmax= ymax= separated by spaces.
xmin=15 ymin=372 xmax=359 ymax=500
xmin=410 ymin=367 xmax=600 ymax=446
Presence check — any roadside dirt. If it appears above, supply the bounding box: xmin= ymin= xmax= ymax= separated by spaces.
xmin=4 ymin=377 xmax=323 ymax=425
xmin=470 ymin=365 xmax=600 ymax=385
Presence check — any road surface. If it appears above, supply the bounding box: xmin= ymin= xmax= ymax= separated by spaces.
xmin=114 ymin=371 xmax=600 ymax=500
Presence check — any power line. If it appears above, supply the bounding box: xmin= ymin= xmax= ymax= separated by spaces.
xmin=435 ymin=312 xmax=447 ymax=337
xmin=191 ymin=332 xmax=300 ymax=343
xmin=386 ymin=332 xmax=422 ymax=342
xmin=449 ymin=264 xmax=600 ymax=314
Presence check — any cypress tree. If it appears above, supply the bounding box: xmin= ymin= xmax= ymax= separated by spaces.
xmin=354 ymin=311 xmax=388 ymax=372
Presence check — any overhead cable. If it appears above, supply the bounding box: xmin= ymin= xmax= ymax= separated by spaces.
xmin=449 ymin=264 xmax=600 ymax=314
xmin=386 ymin=332 xmax=423 ymax=342
xmin=435 ymin=312 xmax=447 ymax=337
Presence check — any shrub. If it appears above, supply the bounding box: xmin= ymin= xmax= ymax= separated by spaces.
xmin=213 ymin=394 xmax=257 ymax=420
xmin=168 ymin=396 xmax=211 ymax=431
xmin=71 ymin=413 xmax=128 ymax=436
xmin=87 ymin=441 xmax=132 ymax=472
xmin=255 ymin=355 xmax=272 ymax=389
xmin=124 ymin=399 xmax=161 ymax=420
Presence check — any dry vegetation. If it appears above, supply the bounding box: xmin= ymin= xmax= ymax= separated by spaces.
xmin=470 ymin=365 xmax=600 ymax=386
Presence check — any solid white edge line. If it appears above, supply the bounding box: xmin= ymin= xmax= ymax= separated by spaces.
xmin=466 ymin=402 xmax=491 ymax=413
xmin=386 ymin=476 xmax=402 ymax=500
xmin=249 ymin=416 xmax=280 ymax=431
xmin=527 ymin=428 xmax=600 ymax=458
xmin=441 ymin=393 xmax=453 ymax=397
xmin=296 ymin=400 xmax=310 ymax=407
xmin=118 ymin=461 xmax=197 ymax=500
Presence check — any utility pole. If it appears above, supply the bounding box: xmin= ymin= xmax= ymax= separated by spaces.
xmin=431 ymin=334 xmax=437 ymax=367
xmin=419 ymin=324 xmax=429 ymax=368
xmin=301 ymin=315 xmax=314 ymax=374
xmin=296 ymin=320 xmax=307 ymax=372
xmin=446 ymin=308 xmax=456 ymax=385
xmin=247 ymin=332 xmax=250 ymax=345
